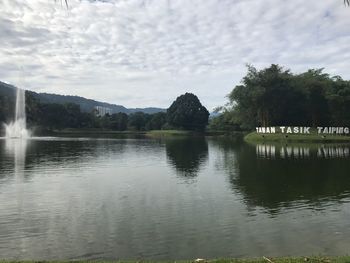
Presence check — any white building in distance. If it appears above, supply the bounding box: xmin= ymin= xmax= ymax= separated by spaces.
xmin=94 ymin=106 xmax=113 ymax=117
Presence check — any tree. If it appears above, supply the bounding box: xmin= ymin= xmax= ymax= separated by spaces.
xmin=295 ymin=69 xmax=331 ymax=126
xmin=145 ymin=112 xmax=167 ymax=130
xmin=64 ymin=103 xmax=82 ymax=128
xmin=110 ymin=112 xmax=128 ymax=131
xmin=38 ymin=103 xmax=68 ymax=130
xmin=128 ymin=112 xmax=150 ymax=131
xmin=327 ymin=77 xmax=350 ymax=126
xmin=218 ymin=64 xmax=350 ymax=131
xmin=229 ymin=64 xmax=303 ymax=129
xmin=208 ymin=110 xmax=241 ymax=131
xmin=167 ymin=93 xmax=209 ymax=131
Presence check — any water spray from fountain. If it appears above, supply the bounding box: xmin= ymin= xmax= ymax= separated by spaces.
xmin=5 ymin=87 xmax=30 ymax=139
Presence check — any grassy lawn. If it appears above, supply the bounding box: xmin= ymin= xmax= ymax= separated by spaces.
xmin=245 ymin=132 xmax=350 ymax=143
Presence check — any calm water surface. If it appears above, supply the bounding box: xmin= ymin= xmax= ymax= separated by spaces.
xmin=0 ymin=136 xmax=350 ymax=260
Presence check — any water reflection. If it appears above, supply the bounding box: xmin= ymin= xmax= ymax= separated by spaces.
xmin=4 ymin=139 xmax=28 ymax=178
xmin=211 ymin=138 xmax=350 ymax=213
xmin=165 ymin=137 xmax=208 ymax=178
xmin=256 ymin=143 xmax=350 ymax=159
xmin=26 ymin=139 xmax=129 ymax=171
xmin=2 ymin=136 xmax=350 ymax=259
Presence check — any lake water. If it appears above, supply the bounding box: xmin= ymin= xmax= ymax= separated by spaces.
xmin=1 ymin=136 xmax=350 ymax=260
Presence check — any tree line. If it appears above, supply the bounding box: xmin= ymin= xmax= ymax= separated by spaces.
xmin=4 ymin=64 xmax=349 ymax=134
xmin=210 ymin=64 xmax=350 ymax=131
xmin=0 ymin=91 xmax=209 ymax=132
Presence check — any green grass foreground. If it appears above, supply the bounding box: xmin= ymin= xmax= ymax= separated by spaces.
xmin=245 ymin=131 xmax=350 ymax=143
xmin=0 ymin=257 xmax=350 ymax=263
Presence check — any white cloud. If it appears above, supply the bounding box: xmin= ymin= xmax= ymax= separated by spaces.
xmin=0 ymin=0 xmax=350 ymax=110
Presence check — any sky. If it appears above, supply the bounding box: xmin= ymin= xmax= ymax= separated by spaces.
xmin=1 ymin=0 xmax=350 ymax=110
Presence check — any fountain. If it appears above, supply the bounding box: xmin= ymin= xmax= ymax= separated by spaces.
xmin=5 ymin=87 xmax=30 ymax=138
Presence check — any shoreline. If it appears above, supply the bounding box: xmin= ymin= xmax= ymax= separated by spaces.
xmin=12 ymin=128 xmax=231 ymax=138
xmin=245 ymin=131 xmax=350 ymax=143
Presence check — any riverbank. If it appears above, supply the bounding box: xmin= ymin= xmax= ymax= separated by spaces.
xmin=245 ymin=131 xmax=350 ymax=143
xmin=146 ymin=130 xmax=227 ymax=137
xmin=32 ymin=128 xmax=228 ymax=138
xmin=0 ymin=257 xmax=349 ymax=263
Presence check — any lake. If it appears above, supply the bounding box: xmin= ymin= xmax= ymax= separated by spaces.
xmin=1 ymin=136 xmax=350 ymax=260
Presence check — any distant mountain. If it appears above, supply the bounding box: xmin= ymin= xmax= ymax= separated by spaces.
xmin=0 ymin=81 xmax=165 ymax=114
xmin=0 ymin=81 xmax=15 ymax=97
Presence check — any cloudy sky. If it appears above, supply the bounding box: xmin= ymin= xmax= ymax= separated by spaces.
xmin=1 ymin=0 xmax=350 ymax=110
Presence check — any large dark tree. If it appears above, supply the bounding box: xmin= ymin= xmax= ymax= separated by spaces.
xmin=212 ymin=64 xmax=350 ymax=131
xmin=228 ymin=64 xmax=305 ymax=129
xmin=167 ymin=93 xmax=209 ymax=131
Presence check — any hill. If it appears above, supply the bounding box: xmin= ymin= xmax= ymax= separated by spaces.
xmin=0 ymin=81 xmax=165 ymax=114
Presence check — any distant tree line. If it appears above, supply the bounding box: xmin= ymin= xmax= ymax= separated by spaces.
xmin=209 ymin=64 xmax=350 ymax=131
xmin=3 ymin=64 xmax=350 ymax=134
xmin=0 ymin=91 xmax=209 ymax=132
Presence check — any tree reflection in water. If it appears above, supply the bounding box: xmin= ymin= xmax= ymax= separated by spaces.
xmin=211 ymin=138 xmax=350 ymax=215
xmin=165 ymin=137 xmax=208 ymax=179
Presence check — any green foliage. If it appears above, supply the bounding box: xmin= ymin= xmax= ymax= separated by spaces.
xmin=0 ymin=95 xmax=15 ymax=123
xmin=109 ymin=112 xmax=128 ymax=131
xmin=0 ymin=85 xmax=170 ymax=132
xmin=146 ymin=112 xmax=167 ymax=130
xmin=208 ymin=110 xmax=240 ymax=131
xmin=167 ymin=93 xmax=209 ymax=131
xmin=128 ymin=112 xmax=151 ymax=131
xmin=0 ymin=82 xmax=15 ymax=124
xmin=213 ymin=64 xmax=350 ymax=131
xmin=38 ymin=103 xmax=74 ymax=130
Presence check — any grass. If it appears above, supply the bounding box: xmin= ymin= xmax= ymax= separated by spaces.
xmin=0 ymin=257 xmax=349 ymax=263
xmin=146 ymin=130 xmax=196 ymax=137
xmin=245 ymin=131 xmax=350 ymax=143
xmin=145 ymin=130 xmax=230 ymax=137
